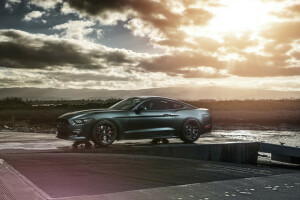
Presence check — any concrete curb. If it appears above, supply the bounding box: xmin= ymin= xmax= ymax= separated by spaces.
xmin=0 ymin=158 xmax=49 ymax=200
xmin=62 ymin=142 xmax=260 ymax=164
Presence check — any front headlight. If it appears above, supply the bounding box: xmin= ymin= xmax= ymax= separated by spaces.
xmin=73 ymin=118 xmax=93 ymax=124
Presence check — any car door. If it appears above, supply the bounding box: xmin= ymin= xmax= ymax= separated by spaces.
xmin=124 ymin=99 xmax=174 ymax=139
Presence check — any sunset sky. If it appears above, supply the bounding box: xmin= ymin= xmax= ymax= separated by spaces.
xmin=0 ymin=0 xmax=300 ymax=93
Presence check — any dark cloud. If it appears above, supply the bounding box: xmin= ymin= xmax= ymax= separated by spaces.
xmin=0 ymin=30 xmax=97 ymax=69
xmin=44 ymin=71 xmax=138 ymax=82
xmin=66 ymin=0 xmax=213 ymax=47
xmin=94 ymin=51 xmax=132 ymax=65
xmin=0 ymin=78 xmax=18 ymax=85
xmin=25 ymin=79 xmax=44 ymax=84
xmin=66 ymin=0 xmax=213 ymax=27
xmin=0 ymin=30 xmax=134 ymax=69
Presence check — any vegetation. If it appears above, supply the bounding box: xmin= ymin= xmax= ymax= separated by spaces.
xmin=185 ymin=99 xmax=300 ymax=111
xmin=0 ymin=98 xmax=300 ymax=132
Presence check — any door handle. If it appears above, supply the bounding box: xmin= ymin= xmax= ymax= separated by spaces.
xmin=163 ymin=114 xmax=171 ymax=117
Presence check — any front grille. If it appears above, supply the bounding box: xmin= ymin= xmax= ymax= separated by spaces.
xmin=57 ymin=119 xmax=70 ymax=127
xmin=57 ymin=119 xmax=70 ymax=138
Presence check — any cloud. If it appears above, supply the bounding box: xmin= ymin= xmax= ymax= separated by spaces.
xmin=62 ymin=0 xmax=134 ymax=25
xmin=0 ymin=78 xmax=18 ymax=86
xmin=0 ymin=29 xmax=136 ymax=70
xmin=139 ymin=37 xmax=300 ymax=78
xmin=227 ymin=51 xmax=300 ymax=77
xmin=28 ymin=0 xmax=63 ymax=9
xmin=261 ymin=21 xmax=300 ymax=43
xmin=0 ymin=66 xmax=174 ymax=90
xmin=53 ymin=20 xmax=96 ymax=40
xmin=2 ymin=1 xmax=300 ymax=81
xmin=64 ymin=0 xmax=213 ymax=45
xmin=0 ymin=30 xmax=95 ymax=69
xmin=0 ymin=29 xmax=228 ymax=80
xmin=4 ymin=0 xmax=21 ymax=10
xmin=139 ymin=50 xmax=226 ymax=78
xmin=41 ymin=71 xmax=138 ymax=82
xmin=287 ymin=4 xmax=300 ymax=14
xmin=292 ymin=50 xmax=300 ymax=60
xmin=5 ymin=0 xmax=63 ymax=10
xmin=271 ymin=4 xmax=300 ymax=19
xmin=23 ymin=11 xmax=45 ymax=21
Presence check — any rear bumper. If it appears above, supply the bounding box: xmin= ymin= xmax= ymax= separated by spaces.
xmin=203 ymin=124 xmax=212 ymax=133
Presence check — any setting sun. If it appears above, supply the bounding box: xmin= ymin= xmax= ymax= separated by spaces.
xmin=209 ymin=0 xmax=274 ymax=33
xmin=183 ymin=0 xmax=276 ymax=41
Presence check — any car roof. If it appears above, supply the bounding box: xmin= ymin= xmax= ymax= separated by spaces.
xmin=133 ymin=96 xmax=176 ymax=101
xmin=133 ymin=96 xmax=162 ymax=99
xmin=130 ymin=96 xmax=197 ymax=109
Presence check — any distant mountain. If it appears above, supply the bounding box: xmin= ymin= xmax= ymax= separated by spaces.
xmin=0 ymin=87 xmax=299 ymax=100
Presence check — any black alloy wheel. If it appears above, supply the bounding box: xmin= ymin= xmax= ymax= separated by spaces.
xmin=91 ymin=120 xmax=118 ymax=145
xmin=180 ymin=119 xmax=201 ymax=143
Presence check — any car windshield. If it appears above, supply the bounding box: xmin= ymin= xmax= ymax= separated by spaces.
xmin=109 ymin=98 xmax=143 ymax=110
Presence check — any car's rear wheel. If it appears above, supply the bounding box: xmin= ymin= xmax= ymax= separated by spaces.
xmin=91 ymin=120 xmax=118 ymax=145
xmin=180 ymin=119 xmax=201 ymax=143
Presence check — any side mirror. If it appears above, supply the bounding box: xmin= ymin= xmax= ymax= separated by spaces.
xmin=135 ymin=106 xmax=147 ymax=113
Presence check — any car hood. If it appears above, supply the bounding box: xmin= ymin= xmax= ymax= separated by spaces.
xmin=59 ymin=109 xmax=119 ymax=119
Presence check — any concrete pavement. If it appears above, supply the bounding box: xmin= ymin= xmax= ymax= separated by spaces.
xmin=0 ymin=131 xmax=299 ymax=200
xmin=55 ymin=173 xmax=300 ymax=200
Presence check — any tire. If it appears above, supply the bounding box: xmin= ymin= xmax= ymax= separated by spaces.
xmin=180 ymin=119 xmax=201 ymax=143
xmin=91 ymin=120 xmax=118 ymax=145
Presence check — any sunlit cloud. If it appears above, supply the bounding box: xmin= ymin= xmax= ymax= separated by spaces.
xmin=23 ymin=10 xmax=45 ymax=21
xmin=53 ymin=20 xmax=97 ymax=40
xmin=0 ymin=0 xmax=300 ymax=94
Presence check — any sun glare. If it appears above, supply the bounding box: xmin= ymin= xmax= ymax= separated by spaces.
xmin=183 ymin=0 xmax=276 ymax=41
xmin=210 ymin=0 xmax=273 ymax=33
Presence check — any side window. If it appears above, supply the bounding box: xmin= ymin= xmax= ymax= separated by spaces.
xmin=140 ymin=99 xmax=170 ymax=110
xmin=153 ymin=100 xmax=169 ymax=110
xmin=139 ymin=100 xmax=155 ymax=110
xmin=169 ymin=101 xmax=184 ymax=109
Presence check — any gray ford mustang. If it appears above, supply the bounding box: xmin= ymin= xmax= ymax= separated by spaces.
xmin=57 ymin=96 xmax=212 ymax=145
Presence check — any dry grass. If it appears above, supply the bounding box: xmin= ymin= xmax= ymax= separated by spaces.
xmin=185 ymin=99 xmax=300 ymax=111
xmin=0 ymin=98 xmax=299 ymax=131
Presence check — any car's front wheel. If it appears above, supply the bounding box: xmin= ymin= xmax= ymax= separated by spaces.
xmin=180 ymin=119 xmax=201 ymax=143
xmin=91 ymin=120 xmax=118 ymax=145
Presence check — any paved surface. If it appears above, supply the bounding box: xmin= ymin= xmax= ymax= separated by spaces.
xmin=57 ymin=173 xmax=300 ymax=200
xmin=0 ymin=131 xmax=299 ymax=200
xmin=0 ymin=131 xmax=243 ymax=150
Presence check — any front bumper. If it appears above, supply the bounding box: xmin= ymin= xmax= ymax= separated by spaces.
xmin=56 ymin=131 xmax=87 ymax=140
xmin=56 ymin=119 xmax=90 ymax=141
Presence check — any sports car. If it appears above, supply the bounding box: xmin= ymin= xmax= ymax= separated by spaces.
xmin=57 ymin=96 xmax=212 ymax=145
